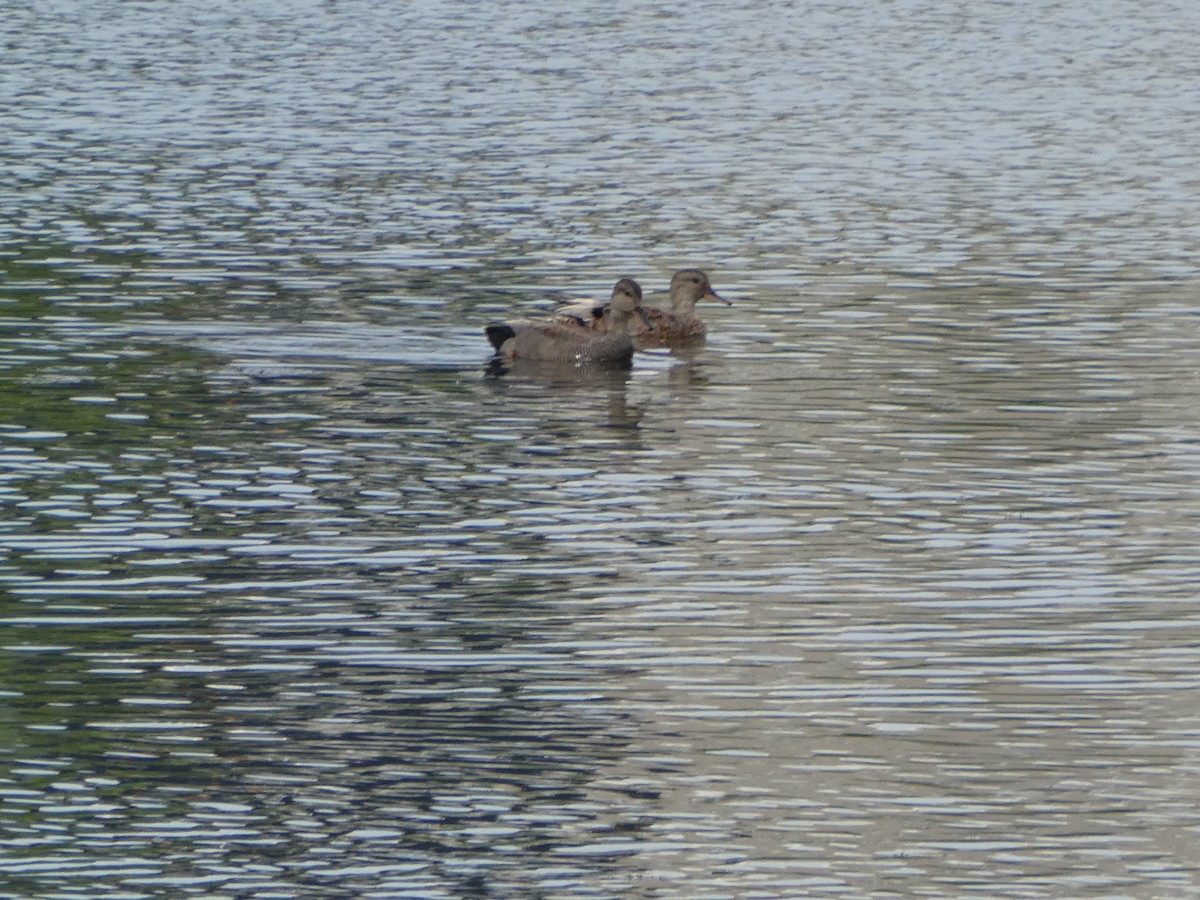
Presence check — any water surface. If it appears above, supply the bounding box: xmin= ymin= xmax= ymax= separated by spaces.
xmin=4 ymin=1 xmax=1200 ymax=896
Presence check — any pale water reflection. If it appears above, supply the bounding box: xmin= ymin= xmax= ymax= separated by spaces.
xmin=5 ymin=0 xmax=1200 ymax=896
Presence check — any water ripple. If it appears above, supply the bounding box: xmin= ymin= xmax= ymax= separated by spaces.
xmin=4 ymin=0 xmax=1200 ymax=896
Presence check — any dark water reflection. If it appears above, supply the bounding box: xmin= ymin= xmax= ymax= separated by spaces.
xmin=5 ymin=0 xmax=1200 ymax=896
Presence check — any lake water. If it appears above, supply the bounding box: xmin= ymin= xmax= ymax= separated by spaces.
xmin=4 ymin=0 xmax=1200 ymax=896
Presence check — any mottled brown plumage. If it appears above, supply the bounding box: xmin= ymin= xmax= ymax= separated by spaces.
xmin=553 ymin=269 xmax=729 ymax=345
xmin=486 ymin=278 xmax=648 ymax=366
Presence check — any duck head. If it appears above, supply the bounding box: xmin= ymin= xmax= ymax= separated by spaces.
xmin=669 ymin=269 xmax=730 ymax=314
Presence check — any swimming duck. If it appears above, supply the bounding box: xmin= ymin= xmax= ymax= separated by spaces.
xmin=486 ymin=278 xmax=649 ymax=366
xmin=640 ymin=269 xmax=730 ymax=343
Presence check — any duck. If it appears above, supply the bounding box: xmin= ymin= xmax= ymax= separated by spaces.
xmin=640 ymin=269 xmax=730 ymax=343
xmin=485 ymin=278 xmax=650 ymax=367
xmin=554 ymin=269 xmax=729 ymax=345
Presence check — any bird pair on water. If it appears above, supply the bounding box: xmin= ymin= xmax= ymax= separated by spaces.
xmin=485 ymin=269 xmax=728 ymax=367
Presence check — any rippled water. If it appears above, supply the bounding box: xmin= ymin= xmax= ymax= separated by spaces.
xmin=4 ymin=0 xmax=1200 ymax=896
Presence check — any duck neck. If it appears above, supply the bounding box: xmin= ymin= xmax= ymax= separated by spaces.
xmin=670 ymin=292 xmax=696 ymax=316
xmin=606 ymin=309 xmax=634 ymax=336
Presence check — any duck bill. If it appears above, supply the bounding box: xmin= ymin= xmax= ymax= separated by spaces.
xmin=705 ymin=289 xmax=732 ymax=306
xmin=637 ymin=308 xmax=653 ymax=328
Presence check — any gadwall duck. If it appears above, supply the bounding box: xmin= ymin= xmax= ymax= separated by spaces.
xmin=641 ymin=269 xmax=730 ymax=342
xmin=555 ymin=269 xmax=730 ymax=344
xmin=486 ymin=278 xmax=649 ymax=366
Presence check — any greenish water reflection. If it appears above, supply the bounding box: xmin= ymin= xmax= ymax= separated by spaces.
xmin=5 ymin=0 xmax=1200 ymax=894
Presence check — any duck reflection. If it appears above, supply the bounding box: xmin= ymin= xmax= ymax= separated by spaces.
xmin=484 ymin=357 xmax=642 ymax=430
xmin=667 ymin=358 xmax=711 ymax=391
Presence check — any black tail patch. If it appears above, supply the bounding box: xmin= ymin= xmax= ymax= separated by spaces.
xmin=485 ymin=323 xmax=516 ymax=352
